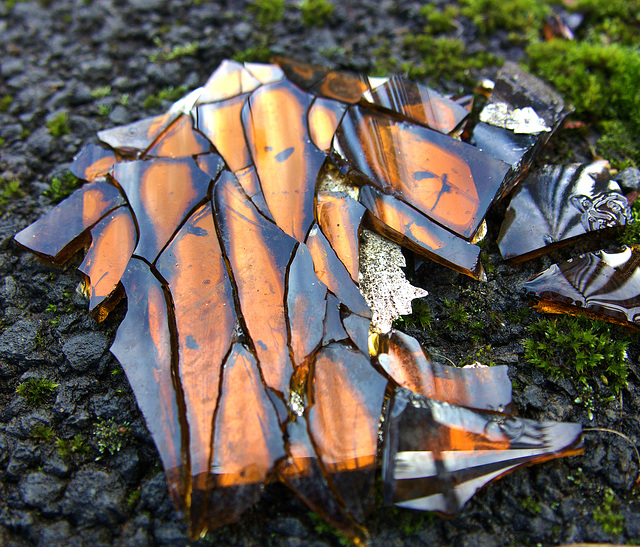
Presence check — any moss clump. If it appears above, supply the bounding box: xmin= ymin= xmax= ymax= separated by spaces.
xmin=299 ymin=0 xmax=334 ymax=26
xmin=43 ymin=172 xmax=80 ymax=203
xmin=619 ymin=199 xmax=640 ymax=247
xmin=232 ymin=43 xmax=273 ymax=64
xmin=460 ymin=0 xmax=551 ymax=34
xmin=56 ymin=434 xmax=90 ymax=457
xmin=593 ymin=487 xmax=624 ymax=535
xmin=249 ymin=0 xmax=285 ymax=27
xmin=94 ymin=418 xmax=130 ymax=456
xmin=0 ymin=178 xmax=23 ymax=208
xmin=419 ymin=4 xmax=459 ymax=34
xmin=46 ymin=112 xmax=70 ymax=137
xmin=0 ymin=94 xmax=13 ymax=112
xmin=16 ymin=378 xmax=59 ymax=406
xmin=569 ymin=0 xmax=640 ymax=45
xmin=142 ymin=85 xmax=188 ymax=110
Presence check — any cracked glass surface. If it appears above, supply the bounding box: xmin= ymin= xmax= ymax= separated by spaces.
xmin=14 ymin=59 xmax=583 ymax=540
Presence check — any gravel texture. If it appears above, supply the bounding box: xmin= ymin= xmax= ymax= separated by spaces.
xmin=1 ymin=1 xmax=640 ymax=545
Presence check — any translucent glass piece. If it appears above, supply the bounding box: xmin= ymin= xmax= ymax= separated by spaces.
xmin=323 ymin=293 xmax=349 ymax=346
xmin=312 ymin=70 xmax=369 ymax=104
xmin=242 ymin=79 xmax=327 ymax=241
xmin=111 ymin=157 xmax=211 ymax=263
xmin=317 ymin=192 xmax=365 ymax=282
xmin=244 ymin=62 xmax=285 ymax=85
xmin=523 ymin=247 xmax=640 ymax=326
xmin=78 ymin=206 xmax=136 ymax=320
xmin=382 ymin=389 xmax=582 ymax=514
xmin=97 ymin=112 xmax=176 ymax=155
xmin=196 ymin=93 xmax=252 ymax=172
xmin=272 ymin=56 xmax=329 ymax=90
xmin=144 ymin=113 xmax=211 ymax=158
xmin=365 ymin=76 xmax=469 ymax=134
xmin=380 ymin=330 xmax=511 ymax=412
xmin=498 ymin=161 xmax=632 ymax=262
xmin=69 ymin=143 xmax=117 ymax=181
xmin=156 ymin=202 xmax=236 ymax=480
xmin=111 ymin=257 xmax=186 ymax=508
xmin=195 ymin=152 xmax=225 ymax=181
xmin=359 ymin=185 xmax=485 ymax=280
xmin=308 ymin=97 xmax=347 ymax=152
xmin=235 ymin=165 xmax=274 ymax=221
xmin=14 ymin=179 xmax=125 ymax=263
xmin=213 ymin=171 xmax=295 ymax=396
xmin=197 ymin=60 xmax=261 ymax=103
xmin=333 ymin=105 xmax=511 ymax=239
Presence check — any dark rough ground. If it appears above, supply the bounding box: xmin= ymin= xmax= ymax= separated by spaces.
xmin=1 ymin=1 xmax=640 ymax=545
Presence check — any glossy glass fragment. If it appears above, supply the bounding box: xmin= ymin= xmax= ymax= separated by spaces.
xmin=144 ymin=114 xmax=211 ymax=158
xmin=364 ymin=76 xmax=469 ymax=134
xmin=111 ymin=157 xmax=212 ymax=263
xmin=272 ymin=56 xmax=329 ymax=90
xmin=195 ymin=152 xmax=225 ymax=181
xmin=498 ymin=161 xmax=632 ymax=262
xmin=14 ymin=179 xmax=125 ymax=263
xmin=78 ymin=206 xmax=136 ymax=320
xmin=197 ymin=60 xmax=261 ymax=103
xmin=242 ymin=79 xmax=327 ymax=241
xmin=234 ymin=165 xmax=274 ymax=220
xmin=244 ymin=61 xmax=285 ymax=85
xmin=323 ymin=293 xmax=349 ymax=346
xmin=213 ymin=171 xmax=295 ymax=396
xmin=523 ymin=247 xmax=640 ymax=326
xmin=97 ymin=112 xmax=176 ymax=155
xmin=317 ymin=191 xmax=365 ymax=281
xmin=69 ymin=143 xmax=117 ymax=181
xmin=360 ymin=185 xmax=485 ymax=280
xmin=312 ymin=70 xmax=369 ymax=104
xmin=383 ymin=389 xmax=582 ymax=513
xmin=333 ymin=105 xmax=511 ymax=239
xmin=379 ymin=330 xmax=511 ymax=412
xmin=308 ymin=97 xmax=347 ymax=152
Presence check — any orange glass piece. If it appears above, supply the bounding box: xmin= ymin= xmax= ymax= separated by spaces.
xmin=383 ymin=389 xmax=583 ymax=514
xmin=14 ymin=179 xmax=125 ymax=263
xmin=197 ymin=60 xmax=261 ymax=103
xmin=306 ymin=224 xmax=371 ymax=317
xmin=111 ymin=257 xmax=186 ymax=508
xmin=69 ymin=143 xmax=117 ymax=181
xmin=244 ymin=61 xmax=285 ymax=85
xmin=204 ymin=343 xmax=285 ymax=527
xmin=365 ymin=76 xmax=469 ymax=134
xmin=213 ymin=171 xmax=295 ymax=396
xmin=381 ymin=330 xmax=511 ymax=412
xmin=312 ymin=70 xmax=369 ymax=104
xmin=235 ymin=165 xmax=274 ymax=221
xmin=144 ymin=114 xmax=211 ymax=158
xmin=308 ymin=97 xmax=347 ymax=152
xmin=523 ymin=247 xmax=640 ymax=327
xmin=78 ymin=206 xmax=137 ymax=320
xmin=317 ymin=192 xmax=365 ymax=282
xmin=97 ymin=112 xmax=176 ymax=155
xmin=308 ymin=342 xmax=387 ymax=520
xmin=272 ymin=56 xmax=329 ymax=90
xmin=195 ymin=152 xmax=225 ymax=181
xmin=111 ymin=157 xmax=212 ymax=263
xmin=334 ymin=105 xmax=511 ymax=239
xmin=360 ymin=185 xmax=485 ymax=280
xmin=196 ymin=93 xmax=251 ymax=172
xmin=242 ymin=79 xmax=327 ymax=241
xmin=156 ymin=202 xmax=237 ymax=480
xmin=323 ymin=293 xmax=349 ymax=345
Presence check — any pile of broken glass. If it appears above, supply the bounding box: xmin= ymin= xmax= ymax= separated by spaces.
xmin=17 ymin=57 xmax=636 ymax=540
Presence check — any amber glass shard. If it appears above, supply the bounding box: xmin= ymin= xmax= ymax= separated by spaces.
xmin=360 ymin=185 xmax=485 ymax=280
xmin=317 ymin=192 xmax=365 ymax=281
xmin=197 ymin=60 xmax=261 ymax=103
xmin=383 ymin=389 xmax=582 ymax=514
xmin=333 ymin=105 xmax=511 ymax=239
xmin=242 ymin=79 xmax=327 ymax=241
xmin=379 ymin=330 xmax=511 ymax=412
xmin=156 ymin=202 xmax=237 ymax=480
xmin=312 ymin=70 xmax=369 ymax=104
xmin=97 ymin=112 xmax=175 ymax=155
xmin=323 ymin=294 xmax=349 ymax=346
xmin=342 ymin=312 xmax=371 ymax=358
xmin=15 ymin=180 xmax=125 ymax=263
xmin=364 ymin=76 xmax=469 ymax=134
xmin=111 ymin=257 xmax=186 ymax=508
xmin=306 ymin=224 xmax=371 ymax=317
xmin=234 ymin=165 xmax=274 ymax=221
xmin=144 ymin=114 xmax=211 ymax=158
xmin=69 ymin=143 xmax=117 ymax=181
xmin=111 ymin=157 xmax=211 ymax=263
xmin=523 ymin=247 xmax=640 ymax=326
xmin=498 ymin=161 xmax=632 ymax=262
xmin=308 ymin=97 xmax=347 ymax=152
xmin=195 ymin=93 xmax=251 ymax=172
xmin=203 ymin=343 xmax=286 ymax=530
xmin=244 ymin=62 xmax=285 ymax=85
xmin=308 ymin=342 xmax=387 ymax=520
xmin=277 ymin=418 xmax=361 ymax=536
xmin=213 ymin=171 xmax=295 ymax=396
xmin=287 ymin=244 xmax=328 ymax=366
xmin=195 ymin=153 xmax=225 ymax=181
xmin=78 ymin=206 xmax=136 ymax=319
xmin=272 ymin=56 xmax=329 ymax=90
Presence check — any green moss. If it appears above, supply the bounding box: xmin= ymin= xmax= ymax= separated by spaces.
xmin=419 ymin=4 xmax=459 ymax=34
xmin=90 ymin=85 xmax=111 ymax=99
xmin=97 ymin=104 xmax=112 ymax=118
xmin=0 ymin=94 xmax=13 ymax=112
xmin=127 ymin=489 xmax=141 ymax=507
xmin=460 ymin=0 xmax=550 ymax=34
xmin=16 ymin=378 xmax=59 ymax=406
xmin=232 ymin=43 xmax=273 ymax=64
xmin=142 ymin=85 xmax=188 ymax=110
xmin=443 ymin=300 xmax=470 ymax=332
xmin=569 ymin=0 xmax=640 ymax=45
xmin=597 ymin=119 xmax=640 ymax=169
xmin=299 ymin=0 xmax=334 ymax=26
xmin=593 ymin=487 xmax=624 ymax=535
xmin=94 ymin=418 xmax=130 ymax=456
xmin=308 ymin=512 xmax=352 ymax=546
xmin=619 ymin=200 xmax=640 ymax=246
xmin=249 ymin=0 xmax=285 ymax=27
xmin=43 ymin=172 xmax=80 ymax=203
xmin=0 ymin=178 xmax=24 ymax=207
xmin=30 ymin=424 xmax=55 ymax=441
xmin=151 ymin=41 xmax=200 ymax=62
xmin=46 ymin=112 xmax=70 ymax=137
xmin=56 ymin=434 xmax=90 ymax=458
xmin=395 ymin=299 xmax=433 ymax=330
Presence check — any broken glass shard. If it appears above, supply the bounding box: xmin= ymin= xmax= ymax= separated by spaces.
xmin=523 ymin=246 xmax=640 ymax=327
xmin=498 ymin=161 xmax=632 ymax=262
xmin=69 ymin=143 xmax=117 ymax=181
xmin=143 ymin=113 xmax=211 ymax=158
xmin=97 ymin=111 xmax=176 ymax=156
